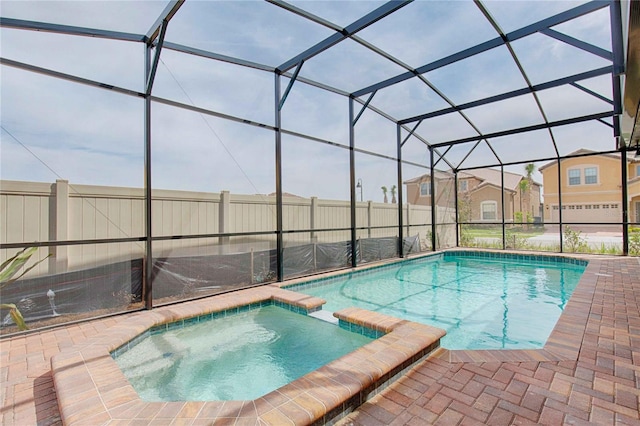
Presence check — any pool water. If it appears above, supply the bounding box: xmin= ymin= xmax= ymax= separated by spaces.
xmin=114 ymin=305 xmax=373 ymax=401
xmin=294 ymin=254 xmax=585 ymax=350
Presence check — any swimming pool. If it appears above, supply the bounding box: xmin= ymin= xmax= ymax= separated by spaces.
xmin=288 ymin=252 xmax=586 ymax=350
xmin=113 ymin=304 xmax=374 ymax=401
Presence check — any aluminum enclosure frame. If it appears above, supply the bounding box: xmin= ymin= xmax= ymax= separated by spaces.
xmin=0 ymin=0 xmax=637 ymax=316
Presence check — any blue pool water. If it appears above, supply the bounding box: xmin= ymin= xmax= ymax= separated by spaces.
xmin=291 ymin=253 xmax=586 ymax=350
xmin=113 ymin=305 xmax=373 ymax=401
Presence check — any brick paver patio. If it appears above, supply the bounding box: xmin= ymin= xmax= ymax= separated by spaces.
xmin=1 ymin=255 xmax=639 ymax=425
xmin=340 ymin=256 xmax=640 ymax=426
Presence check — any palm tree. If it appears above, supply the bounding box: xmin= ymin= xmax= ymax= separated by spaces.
xmin=381 ymin=186 xmax=388 ymax=203
xmin=524 ymin=163 xmax=536 ymax=218
xmin=390 ymin=185 xmax=397 ymax=203
xmin=519 ymin=163 xmax=537 ymax=226
xmin=518 ymin=179 xmax=530 ymax=224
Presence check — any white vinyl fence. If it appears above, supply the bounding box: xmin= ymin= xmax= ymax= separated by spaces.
xmin=1 ymin=179 xmax=454 ymax=277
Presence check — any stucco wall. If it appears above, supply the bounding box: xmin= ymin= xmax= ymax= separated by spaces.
xmin=541 ymin=156 xmax=629 ymax=223
xmin=468 ymin=186 xmax=514 ymax=222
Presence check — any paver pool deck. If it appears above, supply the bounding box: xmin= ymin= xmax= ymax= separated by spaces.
xmin=1 ymin=253 xmax=639 ymax=425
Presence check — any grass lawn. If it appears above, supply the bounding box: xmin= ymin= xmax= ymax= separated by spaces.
xmin=463 ymin=226 xmax=546 ymax=239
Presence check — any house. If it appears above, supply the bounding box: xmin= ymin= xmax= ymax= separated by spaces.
xmin=403 ymin=170 xmax=455 ymax=208
xmin=403 ymin=169 xmax=542 ymax=223
xmin=539 ymin=149 xmax=640 ymax=224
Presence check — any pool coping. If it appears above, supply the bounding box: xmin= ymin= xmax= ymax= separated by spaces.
xmin=50 ymin=285 xmax=445 ymax=425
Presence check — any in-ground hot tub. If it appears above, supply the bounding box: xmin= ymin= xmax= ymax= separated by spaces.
xmin=112 ymin=302 xmax=377 ymax=401
xmin=51 ymin=285 xmax=444 ymax=425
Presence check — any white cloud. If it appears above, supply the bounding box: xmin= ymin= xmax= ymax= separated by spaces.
xmin=463 ymin=94 xmax=544 ymax=135
xmin=0 ymin=0 xmax=167 ymax=34
xmin=424 ymin=45 xmax=528 ymax=105
xmin=163 ymin=0 xmax=334 ymax=67
xmin=281 ymin=79 xmax=349 ymax=145
xmin=483 ymin=1 xmax=589 ymax=34
xmin=297 ymin=37 xmax=408 ymax=94
xmin=1 ymin=26 xmax=144 ymax=91
xmin=368 ymin=76 xmax=451 ymax=121
xmin=357 ymin=0 xmax=497 ymax=69
xmin=287 ymin=1 xmax=383 ymax=29
xmin=154 ymin=49 xmax=274 ymax=125
xmin=510 ymin=32 xmax=612 ymax=85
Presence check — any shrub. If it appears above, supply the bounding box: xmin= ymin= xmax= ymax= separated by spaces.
xmin=629 ymin=228 xmax=640 ymax=256
xmin=505 ymin=229 xmax=527 ymax=249
xmin=459 ymin=225 xmax=475 ymax=247
xmin=514 ymin=211 xmax=524 ymax=224
xmin=563 ymin=226 xmax=588 ymax=253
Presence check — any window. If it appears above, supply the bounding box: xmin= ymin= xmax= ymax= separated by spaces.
xmin=568 ymin=169 xmax=581 ymax=185
xmin=481 ymin=201 xmax=497 ymax=221
xmin=636 ymin=165 xmax=640 ymax=178
xmin=459 ymin=180 xmax=468 ymax=192
xmin=584 ymin=167 xmax=597 ymax=184
xmin=420 ymin=182 xmax=431 ymax=196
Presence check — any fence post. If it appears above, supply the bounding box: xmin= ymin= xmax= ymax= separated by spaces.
xmin=310 ymin=196 xmax=318 ymax=242
xmin=53 ymin=179 xmax=69 ymax=273
xmin=367 ymin=201 xmax=373 ymax=238
xmin=250 ymin=247 xmax=254 ymax=283
xmin=219 ymin=190 xmax=230 ymax=252
xmin=313 ymin=242 xmax=317 ymax=271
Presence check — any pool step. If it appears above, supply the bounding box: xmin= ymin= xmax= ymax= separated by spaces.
xmin=308 ymin=310 xmax=338 ymax=324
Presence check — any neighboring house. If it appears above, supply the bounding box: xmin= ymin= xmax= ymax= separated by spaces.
xmin=633 ymin=162 xmax=640 ymax=224
xmin=403 ymin=169 xmax=542 ymax=223
xmin=539 ymin=149 xmax=640 ymax=224
xmin=403 ymin=170 xmax=455 ymax=208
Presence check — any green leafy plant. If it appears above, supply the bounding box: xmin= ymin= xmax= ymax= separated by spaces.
xmin=563 ymin=226 xmax=588 ymax=253
xmin=629 ymin=228 xmax=640 ymax=256
xmin=459 ymin=225 xmax=475 ymax=247
xmin=515 ymin=211 xmax=524 ymax=225
xmin=1 ymin=247 xmax=50 ymax=331
xmin=505 ymin=229 xmax=527 ymax=249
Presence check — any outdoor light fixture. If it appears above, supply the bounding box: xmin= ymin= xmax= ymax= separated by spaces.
xmin=356 ymin=179 xmax=363 ymax=202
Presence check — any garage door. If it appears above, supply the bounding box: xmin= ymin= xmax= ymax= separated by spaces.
xmin=550 ymin=203 xmax=621 ymax=223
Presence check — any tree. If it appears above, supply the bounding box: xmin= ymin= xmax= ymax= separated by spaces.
xmin=524 ymin=163 xmax=536 ymax=216
xmin=457 ymin=192 xmax=475 ymax=246
xmin=381 ymin=186 xmax=388 ymax=203
xmin=390 ymin=185 xmax=397 ymax=203
xmin=518 ymin=179 xmax=530 ymax=223
xmin=518 ymin=163 xmax=537 ymax=227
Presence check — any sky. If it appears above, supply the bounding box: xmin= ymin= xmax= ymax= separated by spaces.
xmin=0 ymin=0 xmax=620 ymax=203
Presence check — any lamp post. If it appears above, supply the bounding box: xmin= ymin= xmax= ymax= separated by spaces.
xmin=356 ymin=178 xmax=363 ymax=202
